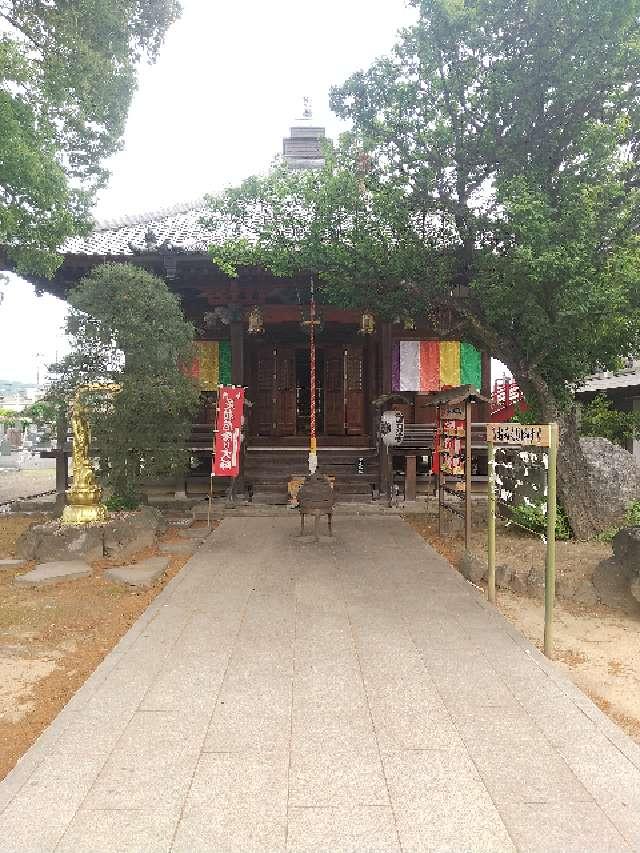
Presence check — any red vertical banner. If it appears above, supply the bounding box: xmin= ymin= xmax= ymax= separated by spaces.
xmin=213 ymin=386 xmax=245 ymax=478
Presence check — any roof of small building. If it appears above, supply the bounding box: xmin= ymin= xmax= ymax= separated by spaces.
xmin=62 ymin=199 xmax=214 ymax=257
xmin=575 ymin=362 xmax=640 ymax=394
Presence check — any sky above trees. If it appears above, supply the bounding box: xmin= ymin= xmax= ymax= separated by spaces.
xmin=1 ymin=0 xmax=416 ymax=383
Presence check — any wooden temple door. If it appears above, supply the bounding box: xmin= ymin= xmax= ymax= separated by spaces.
xmin=274 ymin=346 xmax=296 ymax=436
xmin=345 ymin=345 xmax=365 ymax=435
xmin=255 ymin=345 xmax=275 ymax=436
xmin=324 ymin=346 xmax=345 ymax=435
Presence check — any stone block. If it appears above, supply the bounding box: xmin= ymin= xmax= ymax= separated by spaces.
xmin=287 ymin=806 xmax=400 ymax=853
xmin=495 ymin=564 xmax=513 ymax=589
xmin=105 ymin=556 xmax=170 ymax=588
xmin=510 ymin=568 xmax=529 ymax=595
xmin=0 ymin=559 xmax=25 ymax=571
xmin=581 ymin=437 xmax=640 ymax=530
xmin=460 ymin=550 xmax=487 ymax=584
xmin=56 ymin=808 xmax=179 ymax=853
xmin=103 ymin=506 xmax=165 ymax=559
xmin=573 ymin=578 xmax=599 ymax=607
xmin=15 ymin=561 xmax=91 ymax=586
xmin=180 ymin=528 xmax=208 ymax=540
xmin=159 ymin=542 xmax=195 ymax=556
xmin=16 ymin=522 xmax=104 ymax=562
xmin=527 ymin=565 xmax=546 ymax=599
xmin=612 ymin=527 xmax=640 ymax=577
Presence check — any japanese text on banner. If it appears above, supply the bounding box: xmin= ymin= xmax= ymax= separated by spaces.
xmin=213 ymin=387 xmax=245 ymax=478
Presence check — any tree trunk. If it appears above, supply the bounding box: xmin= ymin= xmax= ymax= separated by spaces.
xmin=446 ymin=304 xmax=602 ymax=539
xmin=513 ymin=368 xmax=600 ymax=540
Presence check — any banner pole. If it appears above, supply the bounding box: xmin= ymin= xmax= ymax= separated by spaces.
xmin=487 ymin=436 xmax=496 ymax=604
xmin=465 ymin=400 xmax=472 ymax=550
xmin=209 ymin=391 xmax=220 ymax=531
xmin=544 ymin=422 xmax=558 ymax=658
xmin=309 ymin=278 xmax=318 ymax=475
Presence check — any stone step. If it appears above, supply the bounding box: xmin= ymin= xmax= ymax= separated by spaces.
xmin=0 ymin=559 xmax=27 ymax=571
xmin=105 ymin=556 xmax=170 ymax=588
xmin=159 ymin=541 xmax=196 ymax=556
xmin=15 ymin=561 xmax=91 ymax=586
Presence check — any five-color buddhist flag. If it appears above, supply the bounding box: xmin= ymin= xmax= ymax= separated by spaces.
xmin=190 ymin=341 xmax=232 ymax=390
xmin=392 ymin=340 xmax=482 ymax=392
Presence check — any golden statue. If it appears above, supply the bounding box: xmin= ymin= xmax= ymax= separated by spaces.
xmin=62 ymin=383 xmax=121 ymax=525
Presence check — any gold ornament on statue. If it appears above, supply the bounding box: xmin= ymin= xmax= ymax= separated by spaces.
xmin=62 ymin=383 xmax=121 ymax=525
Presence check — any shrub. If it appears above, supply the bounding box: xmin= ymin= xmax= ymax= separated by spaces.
xmin=509 ymin=502 xmax=572 ymax=540
xmin=105 ymin=490 xmax=141 ymax=513
xmin=594 ymin=499 xmax=640 ymax=542
xmin=580 ymin=394 xmax=640 ymax=447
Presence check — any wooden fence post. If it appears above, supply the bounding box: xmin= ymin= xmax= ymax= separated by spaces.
xmin=544 ymin=423 xmax=558 ymax=658
xmin=487 ymin=438 xmax=496 ymax=605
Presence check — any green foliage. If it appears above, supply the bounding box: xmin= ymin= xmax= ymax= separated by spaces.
xmin=624 ymin=500 xmax=640 ymax=528
xmin=595 ymin=499 xmax=640 ymax=541
xmin=509 ymin=503 xmax=572 ymax=541
xmin=207 ymin=0 xmax=640 ymax=410
xmin=105 ymin=490 xmax=141 ymax=513
xmin=328 ymin=0 xmax=640 ymax=403
xmin=18 ymin=399 xmax=58 ymax=426
xmin=205 ymin=0 xmax=640 ymax=539
xmin=579 ymin=393 xmax=640 ymax=447
xmin=49 ymin=263 xmax=199 ymax=498
xmin=509 ymin=398 xmax=540 ymax=426
xmin=0 ymin=1 xmax=181 ymax=276
xmin=206 ymin=149 xmax=448 ymax=318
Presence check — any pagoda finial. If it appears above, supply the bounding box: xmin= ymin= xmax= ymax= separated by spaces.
xmin=302 ymin=96 xmax=312 ymax=121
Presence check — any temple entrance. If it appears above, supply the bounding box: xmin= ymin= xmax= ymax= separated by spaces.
xmin=251 ymin=343 xmax=364 ymax=438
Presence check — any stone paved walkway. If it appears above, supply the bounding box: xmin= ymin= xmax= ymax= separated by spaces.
xmin=1 ymin=517 xmax=640 ymax=852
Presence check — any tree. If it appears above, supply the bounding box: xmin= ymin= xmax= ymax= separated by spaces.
xmin=18 ymin=399 xmax=57 ymax=427
xmin=207 ymin=0 xmax=640 ymax=537
xmin=49 ymin=263 xmax=198 ymax=503
xmin=0 ymin=0 xmax=181 ymax=277
xmin=327 ymin=0 xmax=640 ymax=537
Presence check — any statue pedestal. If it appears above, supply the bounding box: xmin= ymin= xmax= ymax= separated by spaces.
xmin=62 ymin=503 xmax=108 ymax=525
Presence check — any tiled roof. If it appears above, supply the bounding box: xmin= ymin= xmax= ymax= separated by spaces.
xmin=575 ymin=362 xmax=640 ymax=393
xmin=63 ymin=199 xmax=215 ymax=257
xmin=62 ymin=125 xmax=329 ymax=258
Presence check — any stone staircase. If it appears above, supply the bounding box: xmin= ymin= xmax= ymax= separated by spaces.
xmin=244 ymin=447 xmax=379 ymax=505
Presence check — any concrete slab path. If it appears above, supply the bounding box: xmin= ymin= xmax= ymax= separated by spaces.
xmin=1 ymin=517 xmax=640 ymax=852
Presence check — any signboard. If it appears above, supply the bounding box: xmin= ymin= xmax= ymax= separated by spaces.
xmin=380 ymin=410 xmax=405 ymax=447
xmin=487 ymin=423 xmax=550 ymax=447
xmin=212 ymin=386 xmax=245 ymax=478
xmin=493 ymin=446 xmax=548 ymax=510
xmin=486 ymin=421 xmax=559 ymax=659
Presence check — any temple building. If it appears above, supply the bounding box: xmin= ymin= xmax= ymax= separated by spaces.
xmin=23 ymin=122 xmax=492 ymax=503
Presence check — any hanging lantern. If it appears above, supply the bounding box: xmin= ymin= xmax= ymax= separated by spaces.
xmin=359 ymin=312 xmax=375 ymax=335
xmin=247 ymin=306 xmax=264 ymax=334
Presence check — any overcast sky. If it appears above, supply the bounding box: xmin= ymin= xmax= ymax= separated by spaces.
xmin=1 ymin=0 xmax=419 ymax=384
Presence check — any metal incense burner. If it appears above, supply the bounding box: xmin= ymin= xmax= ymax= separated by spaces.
xmin=298 ymin=473 xmax=334 ymax=540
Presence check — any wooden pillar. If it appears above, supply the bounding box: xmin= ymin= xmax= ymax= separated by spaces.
xmin=55 ymin=412 xmax=68 ymax=513
xmin=381 ymin=322 xmax=393 ymax=394
xmin=481 ymin=350 xmax=492 ymax=421
xmin=465 ymin=400 xmax=472 ymax=549
xmin=365 ymin=334 xmax=377 ymax=442
xmin=231 ymin=321 xmax=245 ymax=386
xmin=406 ymin=454 xmax=417 ymax=502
